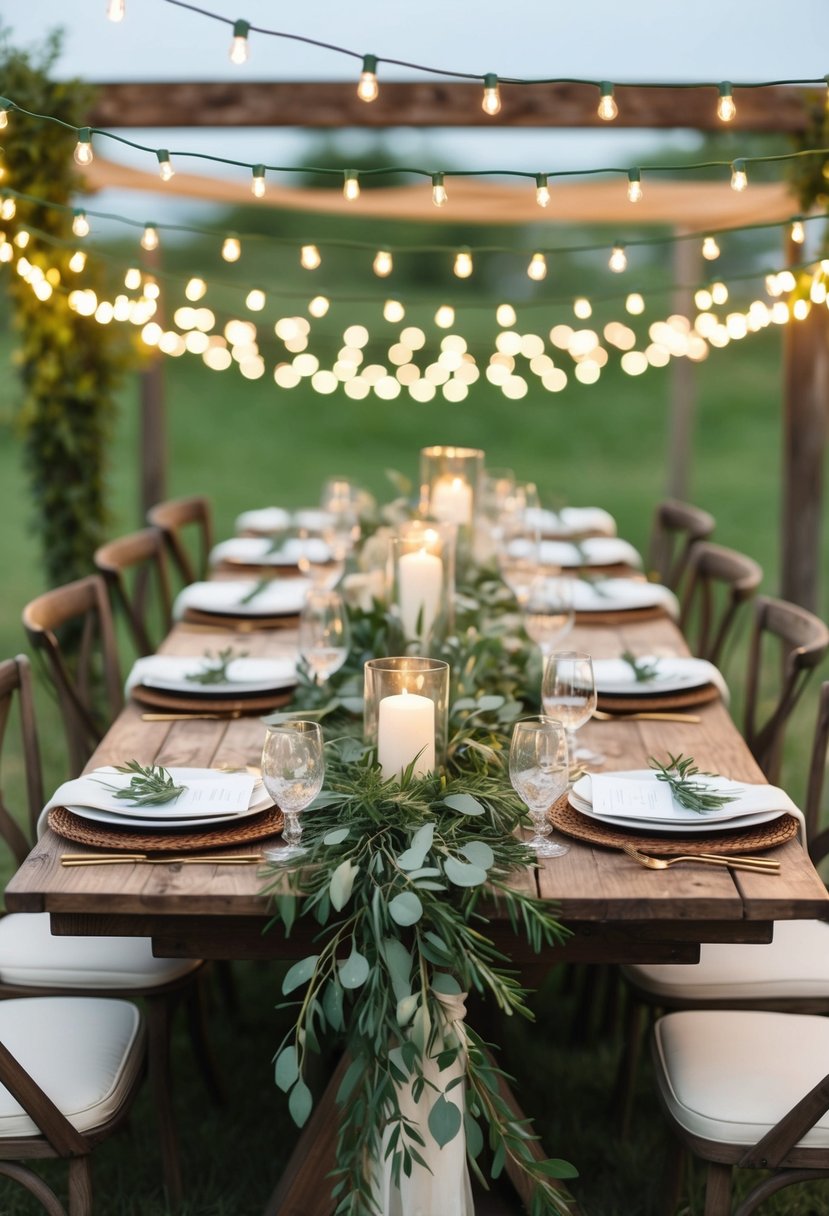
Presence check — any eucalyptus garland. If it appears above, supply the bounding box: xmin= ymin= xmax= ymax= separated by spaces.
xmin=264 ymin=582 xmax=578 ymax=1214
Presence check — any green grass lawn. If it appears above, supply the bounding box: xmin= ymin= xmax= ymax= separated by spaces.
xmin=0 ymin=300 xmax=828 ymax=1214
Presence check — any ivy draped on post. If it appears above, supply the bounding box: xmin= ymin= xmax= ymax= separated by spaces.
xmin=0 ymin=31 xmax=131 ymax=587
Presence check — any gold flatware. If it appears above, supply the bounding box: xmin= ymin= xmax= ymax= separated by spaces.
xmin=140 ymin=711 xmax=243 ymax=722
xmin=592 ymin=709 xmax=701 ymax=723
xmin=696 ymin=851 xmax=780 ymax=868
xmin=619 ymin=842 xmax=779 ymax=873
xmin=61 ymin=852 xmax=263 ymax=866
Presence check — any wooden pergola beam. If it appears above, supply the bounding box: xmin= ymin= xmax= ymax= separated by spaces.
xmin=87 ymin=80 xmax=822 ymax=132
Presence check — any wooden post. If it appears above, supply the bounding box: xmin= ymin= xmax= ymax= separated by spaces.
xmin=781 ymin=241 xmax=828 ymax=610
xmin=139 ymin=246 xmax=166 ymax=518
xmin=666 ymin=233 xmax=700 ymax=501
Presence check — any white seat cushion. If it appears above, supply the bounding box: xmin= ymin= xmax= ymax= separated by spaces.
xmin=623 ymin=919 xmax=829 ymax=1001
xmin=653 ymin=1009 xmax=829 ymax=1149
xmin=0 ymin=996 xmax=143 ymax=1137
xmin=0 ymin=913 xmax=200 ymax=988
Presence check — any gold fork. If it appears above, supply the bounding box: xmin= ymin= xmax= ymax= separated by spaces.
xmin=592 ymin=709 xmax=701 ymax=723
xmin=619 ymin=842 xmax=779 ymax=873
xmin=61 ymin=852 xmax=263 ymax=866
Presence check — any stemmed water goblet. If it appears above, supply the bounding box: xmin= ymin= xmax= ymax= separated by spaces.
xmin=261 ymin=721 xmax=325 ymax=862
xmin=541 ymin=650 xmax=604 ymax=770
xmin=509 ymin=717 xmax=570 ymax=858
xmin=522 ymin=575 xmax=575 ymax=657
xmin=298 ymin=588 xmax=350 ymax=687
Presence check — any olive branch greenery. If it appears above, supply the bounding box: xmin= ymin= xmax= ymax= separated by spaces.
xmin=649 ymin=752 xmax=738 ymax=813
xmin=96 ymin=760 xmax=186 ymax=806
xmin=262 ymin=579 xmax=579 ymax=1214
xmin=185 ymin=646 xmax=248 ymax=685
xmin=620 ymin=649 xmax=660 ymax=683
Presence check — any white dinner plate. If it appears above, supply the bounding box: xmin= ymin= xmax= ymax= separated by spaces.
xmin=129 ymin=655 xmax=297 ymax=697
xmin=210 ymin=537 xmax=332 ymax=567
xmin=591 ymin=657 xmax=722 ymax=697
xmin=65 ymin=783 xmax=273 ymax=830
xmin=173 ymin=579 xmax=311 ymax=619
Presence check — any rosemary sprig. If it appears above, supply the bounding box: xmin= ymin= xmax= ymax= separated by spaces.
xmin=185 ymin=646 xmax=247 ymax=685
xmin=621 ymin=649 xmax=660 ymax=683
xmin=98 ymin=761 xmax=186 ymax=806
xmin=649 ymin=752 xmax=737 ymax=813
xmin=238 ymin=578 xmax=270 ymax=605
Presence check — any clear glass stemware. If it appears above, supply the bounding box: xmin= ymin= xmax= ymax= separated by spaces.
xmin=541 ymin=650 xmax=604 ymax=769
xmin=522 ymin=575 xmax=575 ymax=657
xmin=509 ymin=717 xmax=570 ymax=857
xmin=298 ymin=588 xmax=350 ymax=686
xmin=261 ymin=720 xmax=325 ymax=861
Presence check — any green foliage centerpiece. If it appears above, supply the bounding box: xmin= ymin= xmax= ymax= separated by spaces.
xmin=263 ymin=586 xmax=578 ymax=1215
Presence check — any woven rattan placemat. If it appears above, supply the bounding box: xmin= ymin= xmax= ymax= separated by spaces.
xmin=48 ymin=805 xmax=285 ymax=853
xmin=548 ymin=793 xmax=797 ymax=855
xmin=575 ymin=605 xmax=668 ymax=626
xmin=130 ymin=684 xmax=295 ymax=714
xmin=596 ymin=683 xmax=720 ymax=713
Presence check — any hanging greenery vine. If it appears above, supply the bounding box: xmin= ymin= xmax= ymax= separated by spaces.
xmin=0 ymin=29 xmax=133 ymax=587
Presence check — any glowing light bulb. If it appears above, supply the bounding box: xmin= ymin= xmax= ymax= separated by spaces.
xmin=0 ymin=198 xmax=15 ymax=220
xmin=69 ymin=250 xmax=87 ymax=272
xmin=0 ymin=108 xmax=7 ymax=130
xmin=730 ymin=160 xmax=748 ymax=192
xmin=74 ymin=128 xmax=93 ymax=166
xmin=251 ymin=165 xmax=266 ymax=198
xmin=627 ymin=170 xmax=642 ymax=202
xmin=711 ymin=281 xmax=729 ymax=305
xmin=453 ymin=249 xmax=473 ymax=278
xmin=106 ymin=0 xmax=125 ymax=20
xmin=124 ymin=267 xmax=142 ymax=290
xmin=373 ymin=249 xmax=393 ymax=277
xmin=185 ymin=276 xmax=207 ymax=301
xmin=72 ymin=210 xmax=90 ymax=238
xmin=140 ymin=224 xmax=159 ymax=252
xmin=229 ymin=19 xmax=250 ymax=64
xmin=343 ymin=170 xmax=360 ymax=201
xmin=357 ymin=54 xmax=379 ymax=102
xmin=573 ymin=297 xmax=592 ymax=319
xmin=222 ymin=236 xmax=241 ymax=262
xmin=609 ymin=244 xmax=627 ymax=273
xmin=300 ymin=244 xmax=321 ymax=270
xmin=482 ymin=73 xmax=501 ymax=116
xmin=702 ymin=236 xmax=720 ymax=260
xmin=496 ymin=304 xmax=516 ymax=327
xmin=535 ymin=174 xmax=550 ymax=207
xmin=384 ymin=299 xmax=405 ymax=323
xmin=434 ymin=305 xmax=455 ymax=328
xmin=598 ymin=82 xmax=618 ymax=121
xmin=156 ymin=149 xmax=174 ymax=181
xmin=308 ymin=295 xmax=329 ymax=318
xmin=717 ymin=82 xmax=736 ymax=122
xmin=246 ymin=288 xmax=266 ymax=311
xmin=527 ymin=252 xmax=547 ymax=281
xmin=13 ymin=230 xmax=29 ymax=248
xmin=432 ymin=173 xmax=447 ymax=208
xmin=626 ymin=292 xmax=645 ymax=315
xmin=791 ymin=219 xmax=806 ymax=244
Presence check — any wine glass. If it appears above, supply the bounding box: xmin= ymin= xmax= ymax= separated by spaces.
xmin=509 ymin=717 xmax=570 ymax=858
xmin=261 ymin=721 xmax=325 ymax=862
xmin=296 ymin=526 xmax=345 ymax=589
xmin=522 ymin=575 xmax=575 ymax=657
xmin=541 ymin=651 xmax=604 ymax=769
xmin=298 ymin=588 xmax=350 ymax=686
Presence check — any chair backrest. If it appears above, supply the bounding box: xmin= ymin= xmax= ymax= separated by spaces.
xmin=678 ymin=542 xmax=763 ymax=667
xmin=804 ymin=682 xmax=829 ymax=861
xmin=146 ymin=496 xmax=213 ymax=586
xmin=648 ymin=499 xmax=716 ymax=591
xmin=94 ymin=527 xmax=173 ymax=657
xmin=0 ymin=656 xmax=44 ymax=865
xmin=744 ymin=595 xmax=829 ymax=784
xmin=22 ymin=575 xmax=123 ymax=778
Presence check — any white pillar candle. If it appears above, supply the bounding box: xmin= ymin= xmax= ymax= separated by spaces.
xmin=377 ymin=689 xmax=436 ymax=781
xmin=431 ymin=476 xmax=473 ymax=526
xmin=398 ymin=548 xmax=443 ymax=644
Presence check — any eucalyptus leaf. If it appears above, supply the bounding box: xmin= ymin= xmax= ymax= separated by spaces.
xmin=464 ymin=1113 xmax=484 ymax=1159
xmin=338 ymin=948 xmax=370 ymax=989
xmin=337 ymin=737 xmax=368 ymax=762
xmin=288 ymin=1077 xmax=313 ymax=1128
xmin=444 ymin=857 xmax=488 ymax=887
xmin=442 ymin=793 xmax=485 ymax=817
xmin=388 ymin=891 xmax=423 ymax=926
xmin=411 ymin=1003 xmax=431 ymax=1053
xmin=396 ymin=993 xmax=419 ymax=1027
xmin=322 ymin=981 xmax=344 ymax=1032
xmin=431 ymin=972 xmax=462 ymax=996
xmin=427 ymin=1094 xmax=462 ymax=1148
xmin=329 ymin=859 xmax=359 ymax=912
xmin=274 ymin=1044 xmax=298 ymax=1092
xmin=460 ymin=841 xmax=495 ymax=870
xmin=381 ymin=937 xmax=413 ymax=1001
xmin=476 ymin=694 xmax=506 ymax=712
xmin=322 ymin=827 xmax=350 ymax=846
xmin=535 ymin=1158 xmax=580 ymax=1179
xmin=339 ymin=696 xmax=365 ymax=714
xmin=282 ymin=955 xmax=319 ymax=995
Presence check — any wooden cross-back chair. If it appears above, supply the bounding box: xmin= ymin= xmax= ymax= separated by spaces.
xmin=0 ymin=995 xmax=146 ymax=1216
xmin=146 ymin=495 xmax=213 ymax=587
xmin=93 ymin=527 xmax=173 ymax=657
xmin=678 ymin=541 xmax=763 ymax=667
xmin=744 ymin=595 xmax=829 ymax=784
xmin=647 ymin=499 xmax=716 ymax=591
xmin=0 ymin=653 xmax=221 ymax=1204
xmin=22 ymin=576 xmax=123 ymax=779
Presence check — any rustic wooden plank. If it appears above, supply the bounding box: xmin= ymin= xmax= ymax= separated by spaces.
xmin=85 ymin=81 xmax=821 ymax=132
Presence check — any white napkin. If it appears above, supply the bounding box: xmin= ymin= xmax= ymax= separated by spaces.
xmin=210 ymin=536 xmax=331 ymax=567
xmin=173 ymin=578 xmax=311 ymax=619
xmin=570 ymin=578 xmax=680 ymax=619
xmin=527 ymin=506 xmax=617 ymax=538
xmin=592 ymin=656 xmax=729 ymax=703
xmin=536 ymin=537 xmax=642 ymax=569
xmin=580 ymin=770 xmax=806 ymax=843
xmin=125 ymin=654 xmax=297 ymax=697
xmin=235 ymin=507 xmax=292 ymax=534
xmin=38 ymin=766 xmax=257 ymax=835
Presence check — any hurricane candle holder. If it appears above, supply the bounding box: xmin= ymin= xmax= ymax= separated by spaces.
xmin=364 ymin=656 xmax=450 ymax=782
xmin=391 ymin=521 xmax=455 ymax=651
xmin=419 ymin=447 xmax=484 ymax=559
